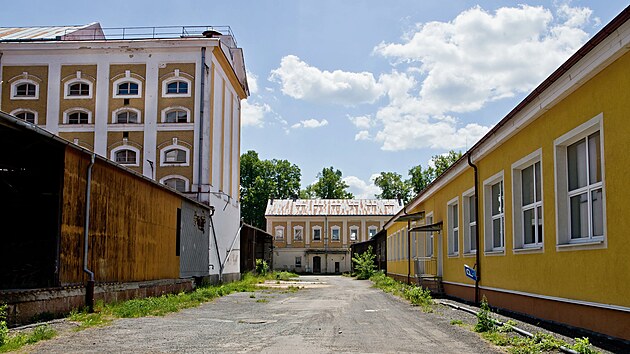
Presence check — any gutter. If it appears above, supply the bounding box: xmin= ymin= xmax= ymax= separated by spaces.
xmin=467 ymin=154 xmax=481 ymax=305
xmin=83 ymin=153 xmax=96 ymax=312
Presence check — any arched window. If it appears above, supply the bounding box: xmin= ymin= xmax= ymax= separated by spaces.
xmin=15 ymin=111 xmax=36 ymax=123
xmin=115 ymin=149 xmax=137 ymax=165
xmin=67 ymin=111 xmax=89 ymax=124
xmin=164 ymin=148 xmax=187 ymax=163
xmin=163 ymin=177 xmax=187 ymax=192
xmin=116 ymin=110 xmax=139 ymax=124
xmin=166 ymin=81 xmax=188 ymax=94
xmin=165 ymin=109 xmax=188 ymax=123
xmin=15 ymin=83 xmax=37 ymax=97
xmin=68 ymin=82 xmax=90 ymax=96
xmin=117 ymin=82 xmax=139 ymax=96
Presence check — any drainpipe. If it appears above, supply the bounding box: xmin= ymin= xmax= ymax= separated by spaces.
xmin=197 ymin=47 xmax=206 ymax=195
xmin=407 ymin=220 xmax=411 ymax=285
xmin=467 ymin=153 xmax=481 ymax=305
xmin=83 ymin=154 xmax=96 ymax=312
xmin=208 ymin=207 xmax=223 ymax=282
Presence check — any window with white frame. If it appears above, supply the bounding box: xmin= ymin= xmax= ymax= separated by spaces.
xmin=463 ymin=189 xmax=477 ymax=254
xmin=368 ymin=226 xmax=377 ymax=238
xmin=447 ymin=198 xmax=459 ymax=256
xmin=484 ymin=172 xmax=505 ymax=252
xmin=166 ymin=81 xmax=188 ymax=95
xmin=117 ymin=81 xmax=139 ymax=96
xmin=162 ymin=72 xmax=192 ymax=98
xmin=555 ymin=115 xmax=605 ymax=246
xmin=331 ymin=226 xmax=340 ymax=241
xmin=512 ymin=150 xmax=543 ymax=250
xmin=114 ymin=109 xmax=140 ymax=124
xmin=115 ymin=149 xmax=137 ymax=165
xmin=349 ymin=227 xmax=358 ymax=241
xmin=11 ymin=109 xmax=37 ymax=124
xmin=274 ymin=226 xmax=284 ymax=240
xmin=162 ymin=177 xmax=187 ymax=192
xmin=64 ymin=109 xmax=91 ymax=124
xmin=293 ymin=226 xmax=303 ymax=241
xmin=164 ymin=148 xmax=187 ymax=164
xmin=11 ymin=80 xmax=39 ymax=99
xmin=425 ymin=214 xmax=434 ymax=257
xmin=68 ymin=81 xmax=91 ymax=97
xmin=295 ymin=256 xmax=302 ymax=268
xmin=163 ymin=108 xmax=189 ymax=123
xmin=312 ymin=226 xmax=321 ymax=241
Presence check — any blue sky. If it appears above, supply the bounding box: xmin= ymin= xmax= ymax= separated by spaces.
xmin=1 ymin=1 xmax=627 ymax=198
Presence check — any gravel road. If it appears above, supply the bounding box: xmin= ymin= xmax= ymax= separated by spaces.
xmin=26 ymin=275 xmax=502 ymax=353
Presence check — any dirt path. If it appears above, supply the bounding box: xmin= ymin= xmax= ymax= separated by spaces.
xmin=25 ymin=276 xmax=500 ymax=353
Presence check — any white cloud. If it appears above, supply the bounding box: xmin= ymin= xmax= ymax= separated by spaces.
xmin=354 ymin=130 xmax=370 ymax=141
xmin=348 ymin=114 xmax=374 ymax=129
xmin=343 ymin=174 xmax=381 ymax=199
xmin=241 ymin=100 xmax=271 ymax=127
xmin=246 ymin=70 xmax=259 ymax=94
xmin=269 ymin=55 xmax=384 ymax=105
xmin=291 ymin=118 xmax=329 ymax=129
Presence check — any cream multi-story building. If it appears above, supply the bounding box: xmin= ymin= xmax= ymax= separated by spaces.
xmin=265 ymin=199 xmax=402 ymax=274
xmin=0 ymin=23 xmax=248 ymax=281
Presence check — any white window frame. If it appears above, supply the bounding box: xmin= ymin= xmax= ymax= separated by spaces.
xmin=368 ymin=226 xmax=378 ymax=238
xmin=162 ymin=75 xmax=192 ymax=98
xmin=11 ymin=79 xmax=39 ymax=100
xmin=447 ymin=197 xmax=459 ymax=257
xmin=64 ymin=78 xmax=93 ymax=99
xmin=111 ymin=107 xmax=142 ymax=124
xmin=349 ymin=226 xmax=359 ymax=242
xmin=159 ymin=175 xmax=190 ymax=192
xmin=425 ymin=212 xmax=434 ymax=257
xmin=160 ymin=144 xmax=190 ymax=167
xmin=483 ymin=171 xmax=505 ymax=254
xmin=554 ymin=114 xmax=606 ymax=250
xmin=112 ymin=76 xmax=142 ymax=99
xmin=331 ymin=226 xmax=340 ymax=242
xmin=9 ymin=109 xmax=38 ymax=125
xmin=512 ymin=149 xmax=544 ymax=252
xmin=110 ymin=145 xmax=140 ymax=167
xmin=462 ymin=187 xmax=477 ymax=255
xmin=293 ymin=225 xmax=303 ymax=242
xmin=161 ymin=106 xmax=191 ymax=123
xmin=312 ymin=226 xmax=322 ymax=242
xmin=63 ymin=107 xmax=92 ymax=125
xmin=295 ymin=256 xmax=302 ymax=268
xmin=274 ymin=226 xmax=285 ymax=240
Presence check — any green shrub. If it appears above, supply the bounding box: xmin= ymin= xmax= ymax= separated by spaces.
xmin=352 ymin=246 xmax=376 ymax=280
xmin=0 ymin=304 xmax=7 ymax=346
xmin=255 ymin=259 xmax=269 ymax=276
xmin=403 ymin=286 xmax=433 ymax=308
xmin=570 ymin=337 xmax=598 ymax=354
xmin=474 ymin=296 xmax=495 ymax=333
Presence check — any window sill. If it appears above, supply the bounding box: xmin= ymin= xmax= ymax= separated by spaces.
xmin=513 ymin=246 xmax=543 ymax=254
xmin=484 ymin=250 xmax=505 ymax=256
xmin=557 ymin=239 xmax=604 ymax=250
xmin=463 ymin=252 xmax=477 ymax=257
xmin=447 ymin=253 xmax=459 ymax=258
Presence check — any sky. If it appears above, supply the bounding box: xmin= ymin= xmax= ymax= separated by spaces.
xmin=1 ymin=1 xmax=627 ymax=198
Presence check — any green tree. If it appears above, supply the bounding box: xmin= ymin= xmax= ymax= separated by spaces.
xmin=432 ymin=150 xmax=463 ymax=177
xmin=303 ymin=166 xmax=353 ymax=199
xmin=240 ymin=150 xmax=301 ymax=228
xmin=408 ymin=165 xmax=434 ymax=195
xmin=373 ymin=172 xmax=411 ymax=203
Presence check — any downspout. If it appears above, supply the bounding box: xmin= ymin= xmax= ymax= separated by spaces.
xmin=407 ymin=220 xmax=411 ymax=284
xmin=221 ymin=219 xmax=244 ymax=278
xmin=467 ymin=153 xmax=481 ymax=305
xmin=83 ymin=154 xmax=96 ymax=312
xmin=197 ymin=47 xmax=206 ymax=195
xmin=208 ymin=207 xmax=223 ymax=281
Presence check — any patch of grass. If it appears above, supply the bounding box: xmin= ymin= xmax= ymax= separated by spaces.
xmin=285 ymin=285 xmax=300 ymax=293
xmin=68 ymin=309 xmax=111 ymax=331
xmin=450 ymin=319 xmax=464 ymax=325
xmin=0 ymin=325 xmax=56 ymax=353
xmin=369 ymin=271 xmax=434 ymax=312
xmin=255 ymin=299 xmax=268 ymax=303
xmin=249 ymin=293 xmax=256 ymax=298
xmin=273 ymin=271 xmax=298 ymax=281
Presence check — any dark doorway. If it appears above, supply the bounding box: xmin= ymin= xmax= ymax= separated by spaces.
xmin=335 ymin=262 xmax=340 ymax=273
xmin=313 ymin=256 xmax=321 ymax=274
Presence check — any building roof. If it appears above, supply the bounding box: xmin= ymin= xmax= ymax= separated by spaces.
xmin=265 ymin=199 xmax=403 ymax=217
xmin=0 ymin=23 xmax=103 ymax=41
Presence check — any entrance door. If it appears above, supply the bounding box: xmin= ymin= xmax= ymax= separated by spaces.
xmin=313 ymin=256 xmax=321 ymax=274
xmin=335 ymin=262 xmax=340 ymax=273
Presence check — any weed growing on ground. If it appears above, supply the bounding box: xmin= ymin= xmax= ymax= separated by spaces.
xmin=255 ymin=259 xmax=269 ymax=276
xmin=249 ymin=293 xmax=256 ymax=298
xmin=274 ymin=271 xmax=298 ymax=281
xmin=450 ymin=319 xmax=463 ymax=325
xmin=0 ymin=325 xmax=56 ymax=353
xmin=0 ymin=304 xmax=8 ymax=346
xmin=369 ymin=272 xmax=434 ymax=312
xmin=474 ymin=297 xmax=495 ymax=333
xmin=255 ymin=299 xmax=268 ymax=303
xmin=352 ymin=246 xmax=376 ymax=280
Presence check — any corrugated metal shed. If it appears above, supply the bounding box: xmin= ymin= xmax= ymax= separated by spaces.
xmin=265 ymin=199 xmax=403 ymax=216
xmin=0 ymin=23 xmax=101 ymax=41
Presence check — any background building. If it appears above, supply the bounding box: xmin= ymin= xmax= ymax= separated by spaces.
xmin=0 ymin=23 xmax=248 ymax=281
xmin=266 ymin=199 xmax=402 ymax=274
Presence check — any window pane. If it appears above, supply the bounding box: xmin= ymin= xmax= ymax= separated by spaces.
xmin=591 ymin=188 xmax=604 ymax=237
xmin=313 ymin=229 xmax=320 ymax=240
xmin=453 ymin=230 xmax=458 ymax=253
xmin=452 ymin=204 xmax=458 ymax=228
xmin=165 ymin=178 xmax=186 ymax=192
xmin=588 ymin=132 xmax=601 ymax=184
xmin=568 ymin=139 xmax=587 ymax=191
xmin=491 ymin=182 xmax=502 ymax=216
xmin=535 ymin=162 xmax=542 ymax=202
xmin=129 ymin=83 xmax=139 ymax=94
xmin=570 ymin=193 xmax=589 ymax=239
xmin=536 ymin=206 xmax=543 ymax=243
xmin=522 ymin=165 xmax=535 ymax=205
xmin=523 ymin=208 xmax=535 ymax=245
xmin=493 ymin=218 xmax=502 ymax=248
xmin=167 ymin=82 xmax=178 ymax=93
xmin=470 ymin=224 xmax=477 ymax=251
xmin=469 ymin=196 xmax=476 ymax=222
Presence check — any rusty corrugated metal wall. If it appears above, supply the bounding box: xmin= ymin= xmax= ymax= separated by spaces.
xmin=59 ymin=148 xmax=181 ymax=285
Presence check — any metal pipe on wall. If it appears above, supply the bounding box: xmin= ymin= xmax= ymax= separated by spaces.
xmin=197 ymin=47 xmax=206 ymax=193
xmin=467 ymin=153 xmax=481 ymax=305
xmin=83 ymin=153 xmax=96 ymax=312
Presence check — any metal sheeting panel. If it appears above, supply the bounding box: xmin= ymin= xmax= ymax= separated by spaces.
xmin=179 ymin=200 xmax=210 ymax=278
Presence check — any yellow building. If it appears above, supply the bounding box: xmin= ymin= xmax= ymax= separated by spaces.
xmin=385 ymin=7 xmax=630 ymax=341
xmin=0 ymin=23 xmax=249 ymax=282
xmin=266 ymin=199 xmax=402 ymax=273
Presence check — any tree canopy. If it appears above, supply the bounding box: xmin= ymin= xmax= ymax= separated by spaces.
xmin=374 ymin=172 xmax=411 ymax=202
xmin=301 ymin=166 xmax=353 ymax=199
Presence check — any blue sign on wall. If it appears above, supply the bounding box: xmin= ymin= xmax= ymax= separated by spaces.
xmin=464 ymin=264 xmax=477 ymax=281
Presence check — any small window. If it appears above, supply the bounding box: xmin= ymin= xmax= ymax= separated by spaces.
xmin=164 ymin=149 xmax=186 ymax=163
xmin=165 ymin=109 xmax=188 ymax=123
xmin=484 ymin=173 xmax=505 ymax=253
xmin=368 ymin=227 xmax=377 ymax=238
xmin=274 ymin=227 xmax=284 ymax=240
xmin=331 ymin=227 xmax=340 ymax=241
xmin=115 ymin=149 xmax=137 ymax=165
xmin=463 ymin=191 xmax=477 ymax=254
xmin=295 ymin=256 xmax=302 ymax=268
xmin=117 ymin=110 xmax=138 ymax=124
xmin=447 ymin=198 xmax=459 ymax=256
xmin=69 ymin=82 xmax=90 ymax=96
xmin=164 ymin=177 xmax=186 ymax=192
xmin=350 ymin=227 xmax=358 ymax=241
xmin=117 ymin=82 xmax=139 ymax=96
xmin=15 ymin=83 xmax=37 ymax=97
xmin=512 ymin=150 xmax=544 ymax=251
xmin=15 ymin=111 xmax=36 ymax=124
xmin=312 ymin=227 xmax=321 ymax=241
xmin=167 ymin=81 xmax=188 ymax=94
xmin=68 ymin=111 xmax=89 ymax=124
xmin=293 ymin=226 xmax=303 ymax=241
